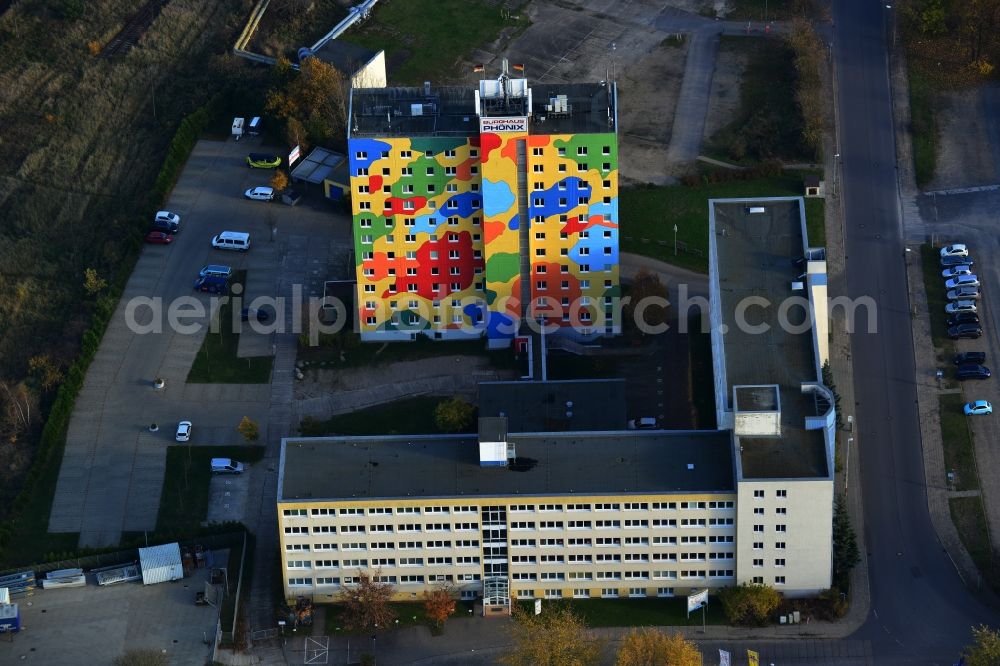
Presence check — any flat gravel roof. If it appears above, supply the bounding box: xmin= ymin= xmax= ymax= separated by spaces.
xmin=279 ymin=430 xmax=735 ymax=502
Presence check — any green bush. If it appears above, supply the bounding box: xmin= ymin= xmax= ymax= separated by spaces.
xmin=718 ymin=583 xmax=781 ymax=626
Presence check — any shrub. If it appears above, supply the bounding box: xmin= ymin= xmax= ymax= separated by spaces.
xmin=718 ymin=583 xmax=781 ymax=626
xmin=434 ymin=398 xmax=475 ymax=433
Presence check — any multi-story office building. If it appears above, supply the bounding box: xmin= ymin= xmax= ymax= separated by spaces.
xmin=346 ymin=62 xmax=621 ymax=348
xmin=278 ymin=193 xmax=834 ymax=607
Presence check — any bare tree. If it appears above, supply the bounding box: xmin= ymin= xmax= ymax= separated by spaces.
xmin=338 ymin=569 xmax=397 ymax=632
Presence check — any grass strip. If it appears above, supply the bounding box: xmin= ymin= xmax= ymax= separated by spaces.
xmin=342 ymin=0 xmax=530 ymax=84
xmin=157 ymin=446 xmax=266 ymax=534
xmin=939 ymin=394 xmax=979 ymax=491
xmin=515 ymin=596 xmax=725 ymax=627
xmin=188 ymin=271 xmax=273 ymax=383
xmin=949 ymin=496 xmax=1000 ymax=593
xmin=620 ymin=173 xmax=823 ymax=272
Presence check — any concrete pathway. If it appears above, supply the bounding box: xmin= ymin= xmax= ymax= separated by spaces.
xmin=666 ymin=28 xmax=720 ymax=164
xmin=49 ymin=140 xmax=273 ymax=547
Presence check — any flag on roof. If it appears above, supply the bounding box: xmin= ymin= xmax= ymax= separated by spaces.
xmin=512 ymin=63 xmax=525 ymax=72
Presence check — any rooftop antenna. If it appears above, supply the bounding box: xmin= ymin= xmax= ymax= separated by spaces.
xmin=386 ymin=110 xmax=391 ymax=130
xmin=500 ymin=58 xmax=511 ymax=112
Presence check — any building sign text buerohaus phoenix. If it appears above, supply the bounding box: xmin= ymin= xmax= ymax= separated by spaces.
xmin=480 ymin=116 xmax=528 ymax=133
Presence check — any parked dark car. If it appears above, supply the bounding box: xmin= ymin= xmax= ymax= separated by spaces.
xmin=149 ymin=218 xmax=179 ymax=234
xmin=954 ymin=351 xmax=987 ymax=365
xmin=947 ymin=312 xmax=981 ymax=327
xmin=240 ymin=307 xmax=271 ymax=322
xmin=957 ymin=364 xmax=992 ymax=380
xmin=941 ymin=255 xmax=974 ymax=268
xmin=948 ymin=323 xmax=983 ymax=339
xmin=194 ymin=275 xmax=230 ymax=294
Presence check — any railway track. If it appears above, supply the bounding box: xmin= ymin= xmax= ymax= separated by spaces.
xmin=102 ymin=0 xmax=170 ymax=57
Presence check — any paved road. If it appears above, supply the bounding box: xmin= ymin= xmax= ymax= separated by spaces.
xmin=834 ymin=0 xmax=1000 ymax=661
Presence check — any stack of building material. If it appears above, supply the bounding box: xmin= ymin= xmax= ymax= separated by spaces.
xmin=41 ymin=568 xmax=86 ymax=589
xmin=0 ymin=571 xmax=36 ymax=599
xmin=0 ymin=588 xmax=19 ymax=634
xmin=93 ymin=563 xmax=142 ymax=586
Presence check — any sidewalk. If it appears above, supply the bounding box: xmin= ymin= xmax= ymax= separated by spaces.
xmin=290 ymin=611 xmax=871 ymax=666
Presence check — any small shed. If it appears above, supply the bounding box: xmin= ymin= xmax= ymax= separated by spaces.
xmin=804 ymin=174 xmax=825 ymax=197
xmin=139 ymin=542 xmax=184 ymax=585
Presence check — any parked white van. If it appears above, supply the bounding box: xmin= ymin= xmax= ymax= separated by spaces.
xmin=211 ymin=231 xmax=250 ymax=252
xmin=210 ymin=458 xmax=244 ymax=475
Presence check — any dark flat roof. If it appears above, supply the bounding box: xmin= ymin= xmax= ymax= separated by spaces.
xmin=712 ymin=199 xmax=827 ymax=479
xmin=478 ymin=379 xmax=626 ymax=432
xmin=349 ymin=83 xmax=615 ymax=138
xmin=313 ymin=41 xmax=378 ymax=75
xmin=279 ymin=431 xmax=735 ymax=502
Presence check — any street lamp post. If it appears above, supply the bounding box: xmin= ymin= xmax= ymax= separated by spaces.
xmin=673 ymin=224 xmax=678 ymax=256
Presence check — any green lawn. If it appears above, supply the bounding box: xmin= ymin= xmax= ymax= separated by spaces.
xmin=707 ymin=37 xmax=810 ymax=164
xmin=620 ymin=173 xmax=822 ymax=271
xmin=939 ymin=394 xmax=979 ymax=492
xmin=907 ymin=57 xmax=938 ymax=187
xmin=157 ymin=445 xmax=266 ymax=534
xmin=949 ymin=496 xmax=1000 ymax=593
xmin=299 ymin=333 xmax=507 ymax=369
xmin=342 ymin=0 xmax=529 ymax=83
xmin=516 ymin=596 xmax=725 ymax=627
xmin=920 ymin=245 xmax=952 ymax=350
xmin=300 ymin=396 xmax=474 ymax=436
xmin=187 ymin=271 xmax=273 ymax=384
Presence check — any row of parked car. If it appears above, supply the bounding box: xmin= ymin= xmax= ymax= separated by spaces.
xmin=940 ymin=245 xmax=994 ymax=416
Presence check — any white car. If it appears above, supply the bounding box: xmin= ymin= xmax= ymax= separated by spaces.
xmin=946 ymin=275 xmax=980 ymax=290
xmin=940 ymin=244 xmax=969 ymax=258
xmin=175 ymin=420 xmax=192 ymax=442
xmin=942 ymin=265 xmax=973 ymax=279
xmin=945 ymin=300 xmax=978 ymax=314
xmin=947 ymin=287 xmax=980 ymax=301
xmin=244 ymin=186 xmax=274 ymax=201
xmin=154 ymin=210 xmax=181 ymax=225
xmin=628 ymin=417 xmax=658 ymax=430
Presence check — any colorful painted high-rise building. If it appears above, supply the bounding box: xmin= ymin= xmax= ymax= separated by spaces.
xmin=346 ymin=63 xmax=620 ymax=348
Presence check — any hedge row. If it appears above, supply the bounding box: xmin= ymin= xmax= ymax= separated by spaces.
xmin=0 ymin=98 xmax=224 ymax=561
xmin=150 ymin=94 xmax=223 ymax=207
xmin=0 ymin=291 xmax=118 ymax=555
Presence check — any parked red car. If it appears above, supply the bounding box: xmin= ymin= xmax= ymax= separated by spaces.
xmin=145 ymin=230 xmax=173 ymax=244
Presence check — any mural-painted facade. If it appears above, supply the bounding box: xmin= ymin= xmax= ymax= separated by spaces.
xmin=348 ymin=84 xmax=620 ymax=347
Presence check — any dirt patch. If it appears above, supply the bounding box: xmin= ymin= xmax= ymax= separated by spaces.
xmin=703 ymin=36 xmax=749 ymax=145
xmin=928 ymin=88 xmax=998 ymax=190
xmin=618 ymin=38 xmax=689 ymax=186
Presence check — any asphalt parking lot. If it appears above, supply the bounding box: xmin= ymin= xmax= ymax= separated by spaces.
xmin=918 ymin=188 xmax=1000 ymax=536
xmin=0 ymin=551 xmax=228 ymax=666
xmin=50 ymin=136 xmax=351 ymax=548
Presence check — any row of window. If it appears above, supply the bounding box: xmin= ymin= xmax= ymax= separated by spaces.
xmin=284 ymin=502 xmax=736 ymax=520
xmin=358 ymin=216 xmax=479 ymax=229
xmin=508 ymin=517 xmax=734 ymax=530
xmin=752 ymin=524 xmax=788 ymax=533
xmin=355 ymin=148 xmax=479 ymax=161
xmin=511 ymin=570 xmax=733 ymax=582
xmin=284 ymin=540 xmax=481 ymax=552
xmin=285 ymin=523 xmax=479 ymax=535
xmin=751 ymin=558 xmax=788 ymax=568
xmin=289 ymin=573 xmax=479 ymax=587
xmin=287 ymin=556 xmax=481 ymax=569
xmin=508 ymin=535 xmax=735 ymax=548
xmin=507 ymin=501 xmax=734 ymax=512
xmin=357 ymin=198 xmax=480 ymax=212
xmin=753 ymin=489 xmax=789 ymax=499
xmin=531 ymin=146 xmax=614 ymax=157
xmin=355 ymin=165 xmax=480 ymax=178
xmin=510 ymin=552 xmax=734 ymax=564
xmin=532 ymin=162 xmax=614 ymax=174
xmin=531 ymin=179 xmax=613 ymax=191
xmin=752 ymin=507 xmax=788 ymax=515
